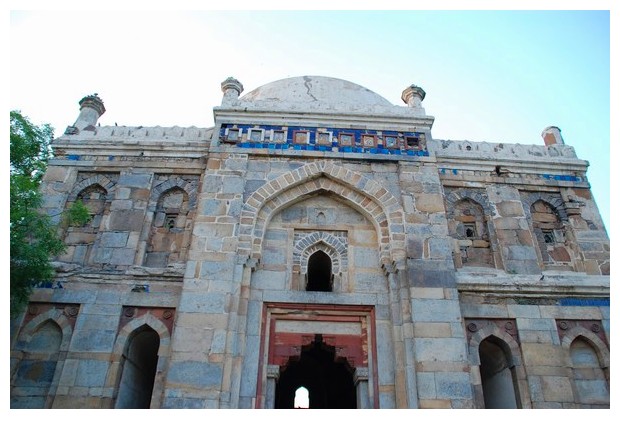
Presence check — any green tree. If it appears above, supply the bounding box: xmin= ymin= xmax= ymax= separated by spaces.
xmin=10 ymin=111 xmax=65 ymax=316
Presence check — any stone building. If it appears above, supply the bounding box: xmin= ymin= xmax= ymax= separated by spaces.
xmin=9 ymin=76 xmax=610 ymax=409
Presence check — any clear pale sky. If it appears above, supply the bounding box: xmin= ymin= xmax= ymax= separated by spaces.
xmin=9 ymin=4 xmax=613 ymax=236
xmin=4 ymin=2 xmax=618 ymax=422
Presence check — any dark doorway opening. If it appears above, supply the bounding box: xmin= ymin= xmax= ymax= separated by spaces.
xmin=306 ymin=251 xmax=333 ymax=292
xmin=479 ymin=337 xmax=519 ymax=409
xmin=275 ymin=335 xmax=356 ymax=408
xmin=115 ymin=325 xmax=160 ymax=409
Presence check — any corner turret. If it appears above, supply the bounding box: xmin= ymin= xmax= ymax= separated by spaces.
xmin=65 ymin=93 xmax=106 ymax=134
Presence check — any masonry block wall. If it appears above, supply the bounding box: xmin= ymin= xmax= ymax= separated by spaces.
xmin=10 ymin=78 xmax=609 ymax=409
xmin=10 ymin=124 xmax=209 ymax=408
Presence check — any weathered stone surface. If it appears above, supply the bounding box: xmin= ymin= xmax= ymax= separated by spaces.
xmin=166 ymin=361 xmax=223 ymax=389
xmin=10 ymin=75 xmax=609 ymax=411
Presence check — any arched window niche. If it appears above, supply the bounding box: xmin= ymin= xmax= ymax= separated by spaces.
xmin=449 ymin=197 xmax=494 ymax=268
xmin=144 ymin=187 xmax=191 ymax=268
xmin=61 ymin=183 xmax=110 ymax=266
xmin=570 ymin=336 xmax=610 ymax=407
xmin=306 ymin=251 xmax=333 ymax=292
xmin=11 ymin=320 xmax=63 ymax=408
xmin=530 ymin=199 xmax=572 ymax=269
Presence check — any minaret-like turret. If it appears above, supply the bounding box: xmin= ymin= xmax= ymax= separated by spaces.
xmin=401 ymin=84 xmax=426 ymax=114
xmin=65 ymin=93 xmax=106 ymax=134
xmin=541 ymin=126 xmax=565 ymax=146
xmin=221 ymin=77 xmax=244 ymax=106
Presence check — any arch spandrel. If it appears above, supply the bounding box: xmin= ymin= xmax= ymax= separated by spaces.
xmin=238 ymin=160 xmax=405 ymax=268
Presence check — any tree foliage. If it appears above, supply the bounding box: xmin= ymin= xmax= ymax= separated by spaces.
xmin=62 ymin=198 xmax=92 ymax=228
xmin=10 ymin=111 xmax=65 ymax=316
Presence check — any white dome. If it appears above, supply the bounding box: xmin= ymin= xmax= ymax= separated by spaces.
xmin=240 ymin=76 xmax=394 ymax=108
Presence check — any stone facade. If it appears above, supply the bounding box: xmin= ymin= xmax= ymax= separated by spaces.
xmin=10 ymin=77 xmax=610 ymax=409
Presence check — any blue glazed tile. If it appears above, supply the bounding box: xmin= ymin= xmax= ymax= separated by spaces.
xmin=559 ymin=298 xmax=610 ymax=307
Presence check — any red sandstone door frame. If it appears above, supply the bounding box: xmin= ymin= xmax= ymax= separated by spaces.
xmin=255 ymin=303 xmax=379 ymax=409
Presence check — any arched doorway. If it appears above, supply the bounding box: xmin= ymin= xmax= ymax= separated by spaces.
xmin=115 ymin=325 xmax=160 ymax=409
xmin=479 ymin=337 xmax=519 ymax=409
xmin=275 ymin=335 xmax=356 ymax=408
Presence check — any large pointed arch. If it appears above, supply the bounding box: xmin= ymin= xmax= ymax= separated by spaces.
xmin=238 ymin=160 xmax=405 ymax=268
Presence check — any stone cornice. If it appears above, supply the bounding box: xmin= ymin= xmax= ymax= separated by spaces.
xmin=213 ymin=107 xmax=435 ymax=131
xmin=456 ymin=269 xmax=609 ymax=298
xmin=51 ymin=138 xmax=209 ymax=159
